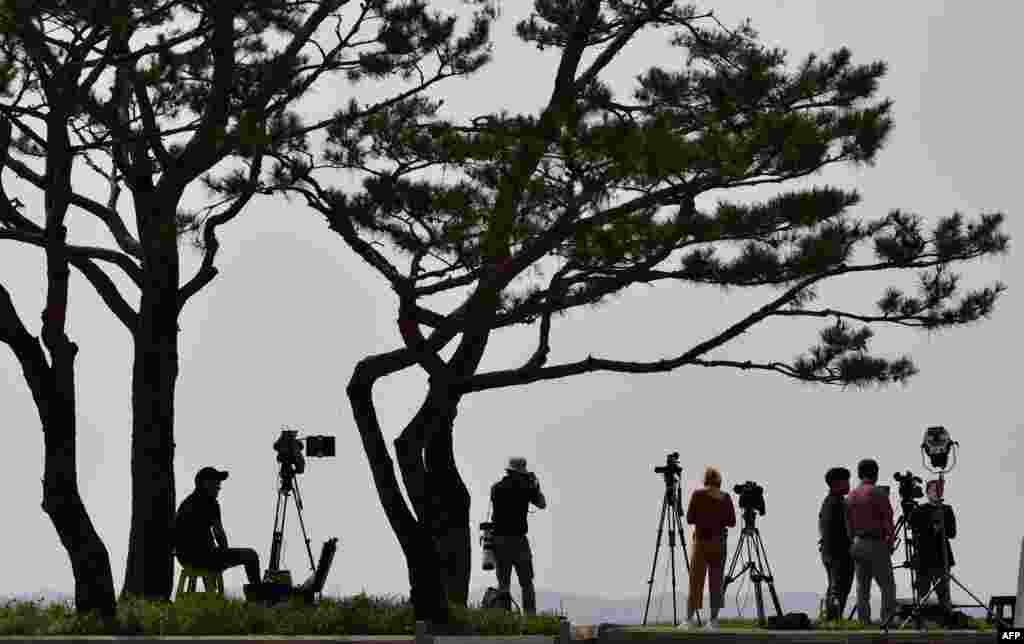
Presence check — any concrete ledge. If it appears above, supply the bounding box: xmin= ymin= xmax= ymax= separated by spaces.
xmin=599 ymin=624 xmax=995 ymax=643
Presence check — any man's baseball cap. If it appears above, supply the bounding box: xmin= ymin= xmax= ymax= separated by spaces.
xmin=195 ymin=467 xmax=229 ymax=486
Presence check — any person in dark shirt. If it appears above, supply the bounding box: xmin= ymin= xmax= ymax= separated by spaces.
xmin=174 ymin=467 xmax=261 ymax=586
xmin=911 ymin=479 xmax=956 ymax=611
xmin=818 ymin=467 xmax=853 ymax=621
xmin=845 ymin=458 xmax=896 ymax=625
xmin=490 ymin=456 xmax=546 ymax=615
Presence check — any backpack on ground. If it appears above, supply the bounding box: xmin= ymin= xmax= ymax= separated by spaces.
xmin=766 ymin=612 xmax=813 ymax=630
xmin=481 ymin=587 xmax=515 ymax=611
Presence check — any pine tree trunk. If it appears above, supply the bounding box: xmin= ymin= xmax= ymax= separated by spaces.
xmin=122 ymin=202 xmax=180 ymax=600
xmin=426 ymin=419 xmax=471 ymax=607
xmin=41 ymin=402 xmax=118 ymax=620
xmin=347 ymin=357 xmax=450 ymax=625
xmin=34 ymin=112 xmax=118 ymax=620
xmin=1 ymin=286 xmax=118 ymax=621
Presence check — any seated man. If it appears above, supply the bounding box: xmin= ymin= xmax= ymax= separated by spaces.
xmin=174 ymin=466 xmax=261 ymax=587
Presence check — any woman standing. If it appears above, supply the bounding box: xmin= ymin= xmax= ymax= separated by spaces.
xmin=681 ymin=466 xmax=736 ymax=630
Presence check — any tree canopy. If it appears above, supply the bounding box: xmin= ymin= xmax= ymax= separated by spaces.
xmin=267 ymin=1 xmax=1007 ymax=392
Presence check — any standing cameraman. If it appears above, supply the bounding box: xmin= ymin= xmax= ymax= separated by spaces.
xmin=845 ymin=458 xmax=896 ymax=625
xmin=490 ymin=456 xmax=546 ymax=615
xmin=911 ymin=480 xmax=956 ymax=612
xmin=819 ymin=467 xmax=853 ymax=621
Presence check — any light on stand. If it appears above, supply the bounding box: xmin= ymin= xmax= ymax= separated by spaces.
xmin=921 ymin=426 xmax=958 ymax=475
xmin=888 ymin=425 xmax=1004 ymax=630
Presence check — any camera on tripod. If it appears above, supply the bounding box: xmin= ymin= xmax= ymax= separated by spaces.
xmin=654 ymin=452 xmax=682 ymax=480
xmin=894 ymin=470 xmax=923 ymax=505
xmin=274 ymin=429 xmax=336 ymax=476
xmin=258 ymin=427 xmax=339 ymax=605
xmin=734 ymin=481 xmax=766 ymax=516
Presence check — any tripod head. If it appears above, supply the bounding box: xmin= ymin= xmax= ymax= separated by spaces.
xmin=654 ymin=452 xmax=683 ymax=509
xmin=742 ymin=506 xmax=759 ymax=530
xmin=654 ymin=452 xmax=682 ymax=486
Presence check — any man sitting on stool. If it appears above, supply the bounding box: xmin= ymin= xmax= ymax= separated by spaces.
xmin=174 ymin=466 xmax=262 ymax=588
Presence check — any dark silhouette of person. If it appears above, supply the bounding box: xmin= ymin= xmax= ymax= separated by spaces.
xmin=819 ymin=466 xmax=853 ymax=621
xmin=911 ymin=479 xmax=956 ymax=612
xmin=174 ymin=467 xmax=261 ymax=586
xmin=490 ymin=456 xmax=546 ymax=615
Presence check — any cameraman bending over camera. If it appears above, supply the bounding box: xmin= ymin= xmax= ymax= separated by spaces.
xmin=490 ymin=457 xmax=546 ymax=615
xmin=174 ymin=467 xmax=261 ymax=587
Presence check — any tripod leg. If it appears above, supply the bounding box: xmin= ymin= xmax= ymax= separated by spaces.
xmin=722 ymin=532 xmax=746 ymax=590
xmin=947 ymin=573 xmax=1004 ymax=623
xmin=642 ymin=501 xmax=669 ymax=626
xmin=292 ymin=479 xmax=317 ymax=573
xmin=753 ymin=532 xmax=783 ymax=617
xmin=668 ymin=511 xmax=678 ymax=627
xmin=670 ymin=509 xmax=701 ymax=626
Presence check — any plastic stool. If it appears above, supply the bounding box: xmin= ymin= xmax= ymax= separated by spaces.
xmin=176 ymin=563 xmax=225 ymax=599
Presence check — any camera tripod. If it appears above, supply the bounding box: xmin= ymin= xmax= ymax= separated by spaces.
xmin=642 ymin=473 xmax=695 ymax=626
xmin=722 ymin=509 xmax=783 ymax=626
xmin=266 ymin=463 xmax=317 ymax=582
xmin=883 ymin=472 xmax=1003 ymax=631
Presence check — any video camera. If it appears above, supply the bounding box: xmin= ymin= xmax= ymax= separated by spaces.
xmin=734 ymin=480 xmax=766 ymax=516
xmin=894 ymin=470 xmax=923 ymax=505
xmin=654 ymin=452 xmax=682 ymax=480
xmin=274 ymin=429 xmax=336 ymax=477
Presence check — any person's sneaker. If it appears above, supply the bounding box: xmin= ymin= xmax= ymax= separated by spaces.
xmin=676 ymin=617 xmax=699 ymax=629
xmin=703 ymin=619 xmax=720 ymax=630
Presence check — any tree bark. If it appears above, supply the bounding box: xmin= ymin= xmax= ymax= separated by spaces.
xmin=347 ymin=354 xmax=450 ymax=624
xmin=0 ymin=286 xmax=118 ymax=621
xmin=122 ymin=198 xmax=180 ymax=600
xmin=426 ymin=419 xmax=471 ymax=607
xmin=395 ymin=386 xmax=472 ymax=608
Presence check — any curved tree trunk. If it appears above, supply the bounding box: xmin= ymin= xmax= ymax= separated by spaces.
xmin=122 ymin=199 xmax=180 ymax=600
xmin=348 ymin=353 xmax=450 ymax=625
xmin=426 ymin=419 xmax=471 ymax=607
xmin=395 ymin=386 xmax=471 ymax=608
xmin=0 ymin=285 xmax=118 ymax=621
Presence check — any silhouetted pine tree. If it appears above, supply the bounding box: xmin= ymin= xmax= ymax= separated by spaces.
xmin=260 ymin=0 xmax=1008 ymax=625
xmin=0 ymin=0 xmax=493 ymax=614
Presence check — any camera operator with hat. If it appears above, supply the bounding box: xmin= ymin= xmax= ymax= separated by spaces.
xmin=173 ymin=467 xmax=262 ymax=588
xmin=910 ymin=479 xmax=956 ymax=613
xmin=819 ymin=467 xmax=854 ymax=621
xmin=845 ymin=458 xmax=896 ymax=625
xmin=490 ymin=456 xmax=546 ymax=615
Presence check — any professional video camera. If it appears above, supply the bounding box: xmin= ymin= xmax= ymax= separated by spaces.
xmin=654 ymin=452 xmax=682 ymax=482
xmin=734 ymin=481 xmax=766 ymax=516
xmin=894 ymin=470 xmax=923 ymax=505
xmin=257 ymin=427 xmax=339 ymax=606
xmin=274 ymin=429 xmax=336 ymax=478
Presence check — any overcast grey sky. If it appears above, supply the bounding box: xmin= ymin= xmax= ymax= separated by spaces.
xmin=1 ymin=0 xmax=1020 ymax=613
